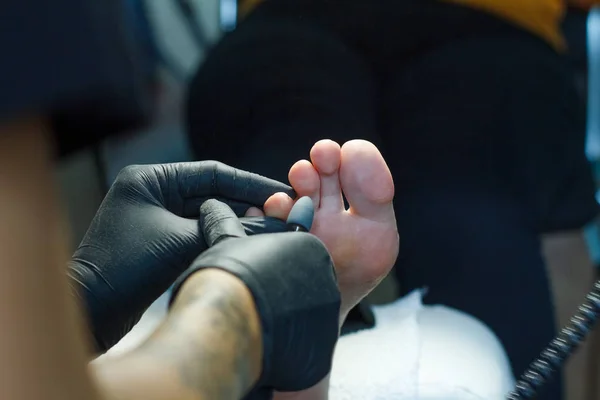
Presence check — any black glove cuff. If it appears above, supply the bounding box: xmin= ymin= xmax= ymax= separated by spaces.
xmin=169 ymin=254 xmax=274 ymax=381
xmin=171 ymin=232 xmax=340 ymax=392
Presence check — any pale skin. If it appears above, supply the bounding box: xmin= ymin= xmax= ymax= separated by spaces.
xmin=248 ymin=139 xmax=400 ymax=400
xmin=0 ymin=116 xmax=98 ymax=400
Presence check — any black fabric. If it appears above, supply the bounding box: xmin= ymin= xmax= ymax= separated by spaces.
xmin=188 ymin=0 xmax=598 ymax=232
xmin=187 ymin=17 xmax=380 ymax=183
xmin=562 ymin=8 xmax=589 ymax=73
xmin=0 ymin=0 xmax=150 ymax=157
xmin=341 ymin=300 xmax=376 ymax=336
xmin=185 ymin=1 xmax=600 ymax=398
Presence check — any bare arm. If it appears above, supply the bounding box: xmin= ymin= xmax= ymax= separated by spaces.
xmin=0 ymin=116 xmax=99 ymax=400
xmin=92 ymin=269 xmax=263 ymax=400
xmin=0 ymin=117 xmax=262 ymax=400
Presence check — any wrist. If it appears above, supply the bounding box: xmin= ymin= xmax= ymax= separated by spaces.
xmin=174 ymin=269 xmax=263 ymax=395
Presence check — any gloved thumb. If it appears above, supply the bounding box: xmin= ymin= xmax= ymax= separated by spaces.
xmin=200 ymin=199 xmax=247 ymax=247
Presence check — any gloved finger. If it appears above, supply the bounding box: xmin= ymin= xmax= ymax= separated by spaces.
xmin=183 ymin=197 xmax=263 ymax=218
xmin=175 ymin=161 xmax=296 ymax=209
xmin=238 ymin=199 xmax=313 ymax=236
xmin=200 ymin=199 xmax=247 ymax=247
xmin=241 ymin=216 xmax=288 ymax=236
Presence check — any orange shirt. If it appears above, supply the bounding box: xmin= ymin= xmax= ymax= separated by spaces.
xmin=238 ymin=0 xmax=598 ymax=51
xmin=442 ymin=0 xmax=598 ymax=50
xmin=446 ymin=0 xmax=566 ymax=49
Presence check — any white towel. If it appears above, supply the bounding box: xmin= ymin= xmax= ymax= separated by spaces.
xmin=329 ymin=290 xmax=423 ymax=399
xmin=329 ymin=291 xmax=514 ymax=400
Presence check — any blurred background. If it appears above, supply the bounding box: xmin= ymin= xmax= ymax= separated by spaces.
xmin=59 ymin=2 xmax=600 ymax=399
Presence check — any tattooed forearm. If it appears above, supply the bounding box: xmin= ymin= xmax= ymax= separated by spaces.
xmin=150 ymin=270 xmax=261 ymax=398
xmin=91 ymin=269 xmax=262 ymax=400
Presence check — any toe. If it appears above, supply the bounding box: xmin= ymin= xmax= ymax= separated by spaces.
xmin=339 ymin=140 xmax=395 ymax=221
xmin=245 ymin=207 xmax=265 ymax=217
xmin=288 ymin=159 xmax=321 ymax=207
xmin=310 ymin=139 xmax=344 ymax=212
xmin=264 ymin=192 xmax=295 ymax=220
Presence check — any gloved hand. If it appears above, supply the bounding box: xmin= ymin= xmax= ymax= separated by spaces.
xmin=68 ymin=161 xmax=293 ymax=353
xmin=170 ymin=199 xmax=341 ymax=394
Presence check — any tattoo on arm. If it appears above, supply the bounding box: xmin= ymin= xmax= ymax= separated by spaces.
xmin=136 ymin=271 xmax=261 ymax=399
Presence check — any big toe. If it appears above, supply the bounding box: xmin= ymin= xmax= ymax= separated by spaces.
xmin=340 ymin=140 xmax=395 ymax=222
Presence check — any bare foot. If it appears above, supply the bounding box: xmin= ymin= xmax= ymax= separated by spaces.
xmin=261 ymin=139 xmax=399 ymax=316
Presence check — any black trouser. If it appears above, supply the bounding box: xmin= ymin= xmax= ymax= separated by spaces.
xmin=186 ymin=1 xmax=599 ymax=398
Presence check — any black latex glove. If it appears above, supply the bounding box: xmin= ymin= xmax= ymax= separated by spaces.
xmin=171 ymin=199 xmax=341 ymax=394
xmin=68 ymin=161 xmax=293 ymax=353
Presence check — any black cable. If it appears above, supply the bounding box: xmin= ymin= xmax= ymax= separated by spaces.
xmin=584 ymin=268 xmax=600 ymax=399
xmin=507 ymin=280 xmax=600 ymax=399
